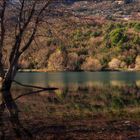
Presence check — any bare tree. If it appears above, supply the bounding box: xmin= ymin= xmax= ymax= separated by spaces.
xmin=0 ymin=0 xmax=51 ymax=91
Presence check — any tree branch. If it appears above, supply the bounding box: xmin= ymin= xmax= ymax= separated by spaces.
xmin=0 ymin=0 xmax=6 ymax=77
xmin=13 ymin=80 xmax=58 ymax=90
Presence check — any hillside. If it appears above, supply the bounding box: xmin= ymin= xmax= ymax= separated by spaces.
xmin=52 ymin=0 xmax=140 ymax=20
xmin=19 ymin=20 xmax=140 ymax=71
xmin=3 ymin=0 xmax=140 ymax=71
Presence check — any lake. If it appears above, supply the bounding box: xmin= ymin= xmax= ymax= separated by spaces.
xmin=15 ymin=71 xmax=140 ymax=88
xmin=13 ymin=71 xmax=140 ymax=120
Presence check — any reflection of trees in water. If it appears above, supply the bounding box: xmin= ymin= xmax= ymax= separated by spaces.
xmin=49 ymin=85 xmax=140 ymax=111
xmin=0 ymin=84 xmax=140 ymax=139
xmin=52 ymin=84 xmax=138 ymax=95
xmin=0 ymin=91 xmax=32 ymax=139
xmin=124 ymin=83 xmax=140 ymax=97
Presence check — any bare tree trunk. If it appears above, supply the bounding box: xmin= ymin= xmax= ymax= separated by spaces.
xmin=0 ymin=66 xmax=17 ymax=91
xmin=0 ymin=57 xmax=5 ymax=91
xmin=0 ymin=56 xmax=19 ymax=91
xmin=2 ymin=79 xmax=12 ymax=91
xmin=2 ymin=65 xmax=18 ymax=91
xmin=0 ymin=0 xmax=51 ymax=91
xmin=0 ymin=90 xmax=33 ymax=139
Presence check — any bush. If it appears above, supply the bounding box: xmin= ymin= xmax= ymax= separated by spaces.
xmin=120 ymin=61 xmax=127 ymax=69
xmin=73 ymin=30 xmax=83 ymax=41
xmin=19 ymin=59 xmax=30 ymax=69
xmin=119 ymin=43 xmax=131 ymax=51
xmin=133 ymin=36 xmax=140 ymax=45
xmin=81 ymin=57 xmax=102 ymax=71
xmin=125 ymin=56 xmax=134 ymax=66
xmin=47 ymin=38 xmax=60 ymax=46
xmin=77 ymin=48 xmax=88 ymax=55
xmin=100 ymin=55 xmax=110 ymax=68
xmin=134 ymin=23 xmax=140 ymax=32
xmin=47 ymin=50 xmax=65 ymax=71
xmin=108 ymin=58 xmax=121 ymax=70
xmin=135 ymin=55 xmax=140 ymax=70
xmin=91 ymin=31 xmax=102 ymax=37
xmin=109 ymin=28 xmax=127 ymax=46
xmin=66 ymin=53 xmax=79 ymax=70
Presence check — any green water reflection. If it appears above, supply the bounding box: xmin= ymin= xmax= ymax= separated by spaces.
xmin=15 ymin=71 xmax=140 ymax=88
xmin=12 ymin=72 xmax=140 ymax=119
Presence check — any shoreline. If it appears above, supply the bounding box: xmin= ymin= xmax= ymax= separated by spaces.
xmin=18 ymin=68 xmax=140 ymax=72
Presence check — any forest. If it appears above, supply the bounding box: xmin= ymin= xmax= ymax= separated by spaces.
xmin=18 ymin=21 xmax=140 ymax=71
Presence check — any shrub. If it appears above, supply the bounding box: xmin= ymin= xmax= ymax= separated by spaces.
xmin=19 ymin=59 xmax=30 ymax=69
xmin=73 ymin=30 xmax=83 ymax=41
xmin=47 ymin=50 xmax=65 ymax=71
xmin=134 ymin=23 xmax=140 ymax=32
xmin=106 ymin=23 xmax=115 ymax=32
xmin=100 ymin=55 xmax=111 ymax=68
xmin=128 ymin=22 xmax=137 ymax=28
xmin=125 ymin=56 xmax=134 ymax=66
xmin=133 ymin=36 xmax=140 ymax=45
xmin=47 ymin=38 xmax=60 ymax=46
xmin=66 ymin=53 xmax=79 ymax=70
xmin=120 ymin=61 xmax=127 ymax=69
xmin=108 ymin=58 xmax=121 ymax=69
xmin=109 ymin=28 xmax=127 ymax=46
xmin=91 ymin=31 xmax=102 ymax=37
xmin=81 ymin=57 xmax=102 ymax=71
xmin=119 ymin=43 xmax=131 ymax=51
xmin=135 ymin=55 xmax=140 ymax=70
xmin=77 ymin=48 xmax=88 ymax=55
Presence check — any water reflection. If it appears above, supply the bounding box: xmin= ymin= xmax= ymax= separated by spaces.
xmin=0 ymin=82 xmax=140 ymax=139
xmin=15 ymin=71 xmax=140 ymax=88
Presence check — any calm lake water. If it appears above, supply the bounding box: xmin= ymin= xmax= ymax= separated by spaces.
xmin=13 ymin=71 xmax=140 ymax=119
xmin=15 ymin=71 xmax=140 ymax=88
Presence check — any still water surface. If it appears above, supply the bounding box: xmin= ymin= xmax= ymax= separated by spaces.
xmin=13 ymin=71 xmax=140 ymax=116
xmin=15 ymin=71 xmax=140 ymax=88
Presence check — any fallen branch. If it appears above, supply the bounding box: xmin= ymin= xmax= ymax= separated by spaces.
xmin=14 ymin=89 xmax=47 ymax=101
xmin=13 ymin=80 xmax=58 ymax=90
